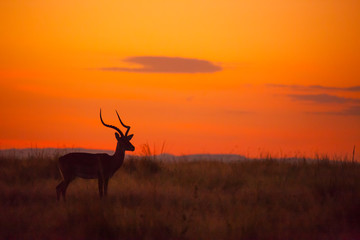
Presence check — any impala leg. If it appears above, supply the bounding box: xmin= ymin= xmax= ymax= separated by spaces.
xmin=98 ymin=177 xmax=104 ymax=198
xmin=56 ymin=181 xmax=65 ymax=201
xmin=62 ymin=179 xmax=72 ymax=201
xmin=104 ymin=178 xmax=109 ymax=196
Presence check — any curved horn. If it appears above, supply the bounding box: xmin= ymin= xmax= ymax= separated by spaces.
xmin=100 ymin=109 xmax=124 ymax=137
xmin=116 ymin=110 xmax=130 ymax=136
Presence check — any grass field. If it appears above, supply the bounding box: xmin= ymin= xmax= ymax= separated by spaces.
xmin=0 ymin=152 xmax=360 ymax=240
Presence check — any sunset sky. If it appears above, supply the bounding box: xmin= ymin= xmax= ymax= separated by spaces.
xmin=1 ymin=0 xmax=359 ymax=158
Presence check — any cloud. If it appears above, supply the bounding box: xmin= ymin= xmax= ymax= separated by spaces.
xmin=100 ymin=56 xmax=222 ymax=73
xmin=307 ymin=105 xmax=360 ymax=116
xmin=287 ymin=94 xmax=360 ymax=104
xmin=340 ymin=105 xmax=360 ymax=115
xmin=268 ymin=84 xmax=360 ymax=116
xmin=267 ymin=84 xmax=360 ymax=92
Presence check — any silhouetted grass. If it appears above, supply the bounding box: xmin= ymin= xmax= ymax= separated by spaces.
xmin=0 ymin=153 xmax=360 ymax=239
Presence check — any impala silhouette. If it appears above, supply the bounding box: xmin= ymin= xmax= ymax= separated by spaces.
xmin=56 ymin=109 xmax=135 ymax=201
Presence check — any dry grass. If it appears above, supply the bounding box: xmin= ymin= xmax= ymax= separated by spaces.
xmin=1 ymin=153 xmax=360 ymax=240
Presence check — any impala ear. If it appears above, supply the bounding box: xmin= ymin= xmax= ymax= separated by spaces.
xmin=127 ymin=134 xmax=134 ymax=140
xmin=115 ymin=132 xmax=121 ymax=140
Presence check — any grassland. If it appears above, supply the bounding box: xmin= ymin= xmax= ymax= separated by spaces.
xmin=0 ymin=153 xmax=360 ymax=240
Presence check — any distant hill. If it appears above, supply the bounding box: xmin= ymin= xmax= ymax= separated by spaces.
xmin=0 ymin=148 xmax=247 ymax=161
xmin=147 ymin=153 xmax=247 ymax=161
xmin=178 ymin=154 xmax=247 ymax=161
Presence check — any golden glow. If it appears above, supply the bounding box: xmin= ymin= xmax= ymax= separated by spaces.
xmin=1 ymin=0 xmax=360 ymax=158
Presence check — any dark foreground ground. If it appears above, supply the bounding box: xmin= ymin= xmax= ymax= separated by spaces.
xmin=0 ymin=154 xmax=360 ymax=240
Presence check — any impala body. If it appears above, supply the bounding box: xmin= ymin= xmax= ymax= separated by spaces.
xmin=56 ymin=110 xmax=134 ymax=201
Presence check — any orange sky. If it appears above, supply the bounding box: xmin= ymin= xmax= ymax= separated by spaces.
xmin=1 ymin=0 xmax=359 ymax=158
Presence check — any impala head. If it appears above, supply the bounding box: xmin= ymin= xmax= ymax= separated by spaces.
xmin=100 ymin=109 xmax=135 ymax=152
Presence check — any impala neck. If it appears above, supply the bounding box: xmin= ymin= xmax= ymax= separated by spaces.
xmin=113 ymin=143 xmax=125 ymax=162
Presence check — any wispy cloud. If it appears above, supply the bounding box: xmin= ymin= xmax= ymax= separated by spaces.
xmin=307 ymin=105 xmax=360 ymax=116
xmin=267 ymin=84 xmax=360 ymax=92
xmin=100 ymin=56 xmax=222 ymax=73
xmin=340 ymin=105 xmax=360 ymax=116
xmin=287 ymin=94 xmax=360 ymax=104
xmin=266 ymin=84 xmax=360 ymax=116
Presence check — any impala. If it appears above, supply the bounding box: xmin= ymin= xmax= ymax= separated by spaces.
xmin=56 ymin=109 xmax=135 ymax=201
